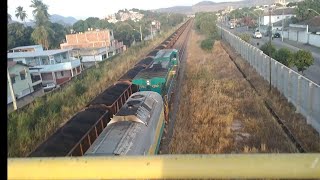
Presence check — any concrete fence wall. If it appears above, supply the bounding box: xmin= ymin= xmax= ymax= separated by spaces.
xmin=309 ymin=34 xmax=320 ymax=47
xmin=219 ymin=26 xmax=320 ymax=134
xmin=282 ymin=31 xmax=320 ymax=47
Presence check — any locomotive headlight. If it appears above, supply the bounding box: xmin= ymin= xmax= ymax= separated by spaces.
xmin=146 ymin=80 xmax=150 ymax=85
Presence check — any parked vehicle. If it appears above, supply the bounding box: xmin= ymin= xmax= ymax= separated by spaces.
xmin=43 ymin=83 xmax=56 ymax=92
xmin=253 ymin=32 xmax=262 ymax=39
xmin=273 ymin=32 xmax=281 ymax=38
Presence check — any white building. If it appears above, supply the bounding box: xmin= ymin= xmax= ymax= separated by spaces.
xmin=261 ymin=8 xmax=296 ymax=25
xmin=8 ymin=45 xmax=82 ymax=86
xmin=7 ymin=61 xmax=40 ymax=104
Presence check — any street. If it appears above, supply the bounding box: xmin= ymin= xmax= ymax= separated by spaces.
xmin=227 ymin=26 xmax=320 ymax=85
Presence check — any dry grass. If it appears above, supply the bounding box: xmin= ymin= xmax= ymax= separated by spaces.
xmin=169 ymin=30 xmax=297 ymax=154
xmin=221 ymin=41 xmax=320 ymax=152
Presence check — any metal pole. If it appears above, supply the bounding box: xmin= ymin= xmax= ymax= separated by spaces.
xmin=281 ymin=6 xmax=284 ymax=42
xmin=269 ymin=6 xmax=272 ymax=92
xmin=139 ymin=25 xmax=143 ymax=42
xmin=7 ymin=68 xmax=17 ymax=110
xmin=151 ymin=24 xmax=153 ymax=40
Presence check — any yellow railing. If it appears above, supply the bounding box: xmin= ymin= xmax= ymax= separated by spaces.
xmin=8 ymin=154 xmax=320 ymax=179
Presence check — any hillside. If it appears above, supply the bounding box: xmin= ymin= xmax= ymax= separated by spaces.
xmin=155 ymin=0 xmax=301 ymax=14
xmin=50 ymin=14 xmax=77 ymax=26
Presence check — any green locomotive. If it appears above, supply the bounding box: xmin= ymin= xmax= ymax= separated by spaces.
xmin=132 ymin=49 xmax=179 ymax=102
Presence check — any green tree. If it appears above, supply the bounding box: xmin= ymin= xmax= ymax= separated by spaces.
xmin=274 ymin=48 xmax=293 ymax=67
xmin=291 ymin=50 xmax=314 ymax=74
xmin=30 ymin=0 xmax=52 ymax=50
xmin=49 ymin=22 xmax=67 ymax=49
xmin=15 ymin=6 xmax=28 ymax=22
xmin=73 ymin=20 xmax=89 ymax=32
xmin=295 ymin=0 xmax=320 ymax=21
xmin=260 ymin=42 xmax=276 ymax=57
xmin=8 ymin=22 xmax=34 ymax=49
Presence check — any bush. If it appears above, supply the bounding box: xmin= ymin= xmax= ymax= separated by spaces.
xmin=274 ymin=48 xmax=293 ymax=67
xmin=290 ymin=50 xmax=314 ymax=74
xmin=239 ymin=33 xmax=251 ymax=43
xmin=260 ymin=42 xmax=277 ymax=57
xmin=201 ymin=38 xmax=214 ymax=51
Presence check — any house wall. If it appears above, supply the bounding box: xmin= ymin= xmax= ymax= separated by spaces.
xmin=61 ymin=30 xmax=111 ymax=49
xmin=262 ymin=14 xmax=295 ymax=25
xmin=8 ymin=65 xmax=34 ymax=104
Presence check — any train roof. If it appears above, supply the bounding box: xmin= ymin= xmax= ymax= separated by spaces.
xmin=84 ymin=91 xmax=163 ymax=156
xmin=154 ymin=49 xmax=177 ymax=59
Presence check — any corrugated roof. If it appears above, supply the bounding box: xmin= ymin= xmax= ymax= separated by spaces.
xmin=7 ymin=61 xmax=30 ymax=68
xmin=8 ymin=49 xmax=72 ymax=59
xmin=11 ymin=45 xmax=43 ymax=50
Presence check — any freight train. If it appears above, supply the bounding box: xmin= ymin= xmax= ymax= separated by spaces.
xmin=29 ymin=18 xmax=192 ymax=157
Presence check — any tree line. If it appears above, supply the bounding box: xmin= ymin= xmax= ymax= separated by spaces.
xmin=195 ymin=12 xmax=219 ymax=51
xmin=260 ymin=42 xmax=314 ymax=74
xmin=8 ymin=1 xmax=186 ymax=50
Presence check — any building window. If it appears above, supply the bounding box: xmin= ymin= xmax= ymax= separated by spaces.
xmin=61 ymin=71 xmax=64 ymax=76
xmin=20 ymin=72 xmax=26 ymax=80
xmin=11 ymin=76 xmax=16 ymax=84
xmin=62 ymin=54 xmax=67 ymax=59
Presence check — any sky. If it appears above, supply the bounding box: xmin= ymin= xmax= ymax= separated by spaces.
xmin=8 ymin=0 xmax=241 ymax=21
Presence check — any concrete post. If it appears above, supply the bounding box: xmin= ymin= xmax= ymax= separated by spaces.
xmin=280 ymin=65 xmax=285 ymax=93
xmin=287 ymin=70 xmax=293 ymax=103
xmin=307 ymin=82 xmax=314 ymax=124
xmin=296 ymin=75 xmax=302 ymax=113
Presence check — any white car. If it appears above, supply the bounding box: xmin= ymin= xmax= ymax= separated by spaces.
xmin=230 ymin=25 xmax=235 ymax=29
xmin=43 ymin=83 xmax=56 ymax=92
xmin=253 ymin=32 xmax=262 ymax=39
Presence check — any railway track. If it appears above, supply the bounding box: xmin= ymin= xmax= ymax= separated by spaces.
xmin=220 ymin=41 xmax=306 ymax=153
xmin=29 ymin=19 xmax=193 ymax=157
xmin=159 ymin=19 xmax=194 ymax=154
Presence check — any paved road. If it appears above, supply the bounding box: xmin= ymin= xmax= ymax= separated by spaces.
xmin=226 ymin=26 xmax=320 ymax=85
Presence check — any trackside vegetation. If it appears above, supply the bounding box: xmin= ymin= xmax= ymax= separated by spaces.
xmin=260 ymin=42 xmax=314 ymax=74
xmin=8 ymin=24 xmax=182 ymax=157
xmin=194 ymin=12 xmax=219 ymax=51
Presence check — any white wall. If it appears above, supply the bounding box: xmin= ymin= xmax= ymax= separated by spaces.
xmin=219 ymin=26 xmax=320 ymax=134
xmin=262 ymin=14 xmax=295 ymax=25
xmin=308 ymin=34 xmax=320 ymax=47
xmin=287 ymin=30 xmax=320 ymax=47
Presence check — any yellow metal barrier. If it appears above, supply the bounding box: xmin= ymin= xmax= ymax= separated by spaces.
xmin=8 ymin=154 xmax=320 ymax=179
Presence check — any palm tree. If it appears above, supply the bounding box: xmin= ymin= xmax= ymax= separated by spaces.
xmin=15 ymin=6 xmax=28 ymax=22
xmin=30 ymin=0 xmax=52 ymax=49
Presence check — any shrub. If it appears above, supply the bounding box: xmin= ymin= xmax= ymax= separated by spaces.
xmin=290 ymin=50 xmax=314 ymax=74
xmin=260 ymin=42 xmax=277 ymax=57
xmin=239 ymin=33 xmax=251 ymax=43
xmin=274 ymin=48 xmax=293 ymax=67
xmin=201 ymin=38 xmax=214 ymax=51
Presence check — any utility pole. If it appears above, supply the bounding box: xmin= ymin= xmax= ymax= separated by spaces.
xmin=150 ymin=24 xmax=153 ymax=40
xmin=7 ymin=68 xmax=17 ymax=110
xmin=281 ymin=0 xmax=285 ymax=42
xmin=269 ymin=6 xmax=272 ymax=92
xmin=139 ymin=25 xmax=143 ymax=42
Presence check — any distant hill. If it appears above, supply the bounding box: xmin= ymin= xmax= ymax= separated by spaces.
xmin=155 ymin=0 xmax=301 ymax=14
xmin=156 ymin=6 xmax=193 ymax=14
xmin=50 ymin=14 xmax=78 ymax=26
